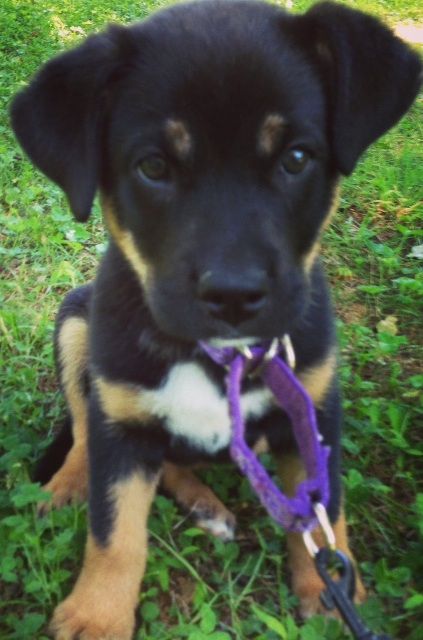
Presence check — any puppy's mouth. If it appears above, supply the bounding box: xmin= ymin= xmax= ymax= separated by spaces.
xmin=207 ymin=337 xmax=259 ymax=349
xmin=201 ymin=335 xmax=296 ymax=369
xmin=145 ymin=272 xmax=308 ymax=348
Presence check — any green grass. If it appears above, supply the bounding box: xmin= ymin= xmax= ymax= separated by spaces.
xmin=1 ymin=0 xmax=422 ymax=638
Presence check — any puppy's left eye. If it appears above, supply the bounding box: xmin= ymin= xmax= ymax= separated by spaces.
xmin=137 ymin=155 xmax=170 ymax=182
xmin=281 ymin=148 xmax=310 ymax=174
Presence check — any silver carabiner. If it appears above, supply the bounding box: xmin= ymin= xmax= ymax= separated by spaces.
xmin=303 ymin=502 xmax=336 ymax=557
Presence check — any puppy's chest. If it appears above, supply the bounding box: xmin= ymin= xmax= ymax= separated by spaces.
xmin=141 ymin=362 xmax=274 ymax=453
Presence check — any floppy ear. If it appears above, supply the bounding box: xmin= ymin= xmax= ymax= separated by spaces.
xmin=299 ymin=2 xmax=422 ymax=175
xmin=10 ymin=26 xmax=130 ymax=221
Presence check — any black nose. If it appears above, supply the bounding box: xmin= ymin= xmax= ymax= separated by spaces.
xmin=198 ymin=270 xmax=268 ymax=326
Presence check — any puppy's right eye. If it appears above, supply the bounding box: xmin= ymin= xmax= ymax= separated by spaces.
xmin=280 ymin=148 xmax=310 ymax=175
xmin=137 ymin=155 xmax=169 ymax=182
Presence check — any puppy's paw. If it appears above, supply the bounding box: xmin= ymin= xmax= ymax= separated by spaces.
xmin=50 ymin=595 xmax=135 ymax=640
xmin=41 ymin=469 xmax=87 ymax=511
xmin=192 ymin=503 xmax=236 ymax=541
xmin=39 ymin=446 xmax=88 ymax=513
xmin=160 ymin=464 xmax=236 ymax=541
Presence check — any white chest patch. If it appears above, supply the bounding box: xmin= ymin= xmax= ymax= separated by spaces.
xmin=139 ymin=362 xmax=274 ymax=453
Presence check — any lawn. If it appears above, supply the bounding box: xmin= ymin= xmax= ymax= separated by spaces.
xmin=0 ymin=0 xmax=422 ymax=638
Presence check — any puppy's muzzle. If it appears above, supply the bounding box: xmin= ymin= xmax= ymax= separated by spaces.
xmin=198 ymin=269 xmax=269 ymax=326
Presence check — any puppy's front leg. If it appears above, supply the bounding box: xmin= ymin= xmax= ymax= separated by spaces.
xmin=51 ymin=397 xmax=162 ymax=640
xmin=277 ymin=390 xmax=366 ymax=618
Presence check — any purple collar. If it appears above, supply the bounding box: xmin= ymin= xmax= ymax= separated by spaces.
xmin=200 ymin=339 xmax=330 ymax=533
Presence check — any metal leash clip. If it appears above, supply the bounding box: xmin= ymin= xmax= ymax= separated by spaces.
xmin=303 ymin=504 xmax=391 ymax=640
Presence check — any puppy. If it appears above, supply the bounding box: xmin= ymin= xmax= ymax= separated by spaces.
xmin=11 ymin=1 xmax=421 ymax=638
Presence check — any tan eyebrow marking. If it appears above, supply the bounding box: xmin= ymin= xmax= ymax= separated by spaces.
xmin=258 ymin=113 xmax=286 ymax=155
xmin=165 ymin=119 xmax=192 ymax=159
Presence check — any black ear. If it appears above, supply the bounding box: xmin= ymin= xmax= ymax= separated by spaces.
xmin=299 ymin=2 xmax=422 ymax=174
xmin=10 ymin=26 xmax=130 ymax=221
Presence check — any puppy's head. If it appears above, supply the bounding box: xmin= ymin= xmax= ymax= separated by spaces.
xmin=11 ymin=0 xmax=421 ymax=342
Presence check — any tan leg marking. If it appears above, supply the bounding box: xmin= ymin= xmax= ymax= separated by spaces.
xmin=42 ymin=444 xmax=88 ymax=510
xmin=51 ymin=471 xmax=159 ymax=640
xmin=161 ymin=462 xmax=236 ymax=541
xmin=277 ymin=455 xmax=366 ymax=618
xmin=42 ymin=318 xmax=89 ymax=510
xmin=93 ymin=375 xmax=151 ymax=424
xmin=253 ymin=436 xmax=269 ymax=455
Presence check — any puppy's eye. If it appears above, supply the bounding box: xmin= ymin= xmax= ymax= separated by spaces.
xmin=281 ymin=148 xmax=310 ymax=174
xmin=137 ymin=155 xmax=169 ymax=182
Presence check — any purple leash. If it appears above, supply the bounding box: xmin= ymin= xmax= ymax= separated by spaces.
xmin=200 ymin=339 xmax=330 ymax=533
xmin=201 ymin=339 xmax=393 ymax=639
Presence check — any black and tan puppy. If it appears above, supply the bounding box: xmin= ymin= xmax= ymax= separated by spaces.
xmin=11 ymin=1 xmax=421 ymax=637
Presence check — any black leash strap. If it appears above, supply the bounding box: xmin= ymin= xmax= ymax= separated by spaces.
xmin=314 ymin=548 xmax=391 ymax=640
